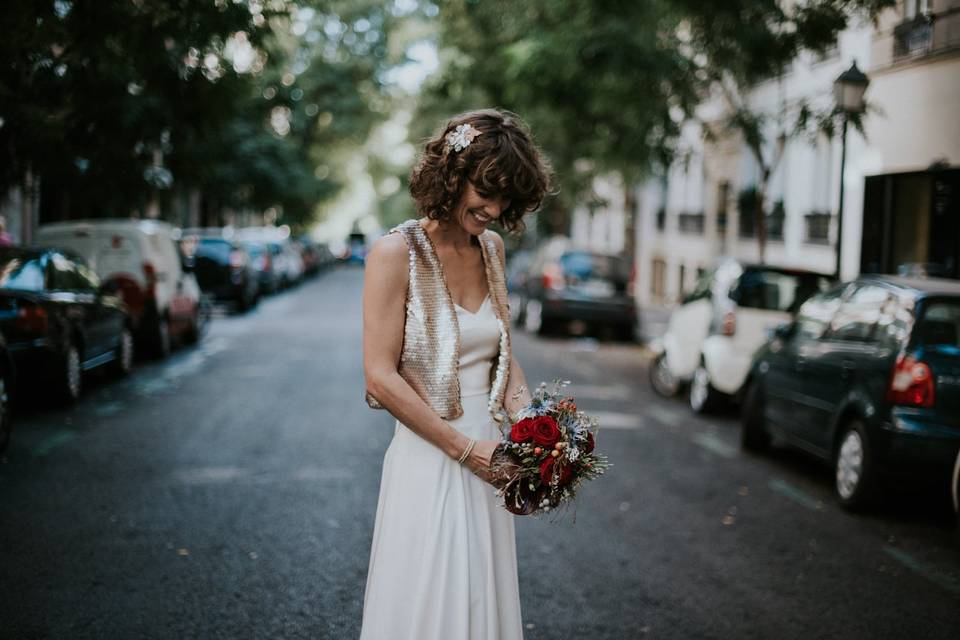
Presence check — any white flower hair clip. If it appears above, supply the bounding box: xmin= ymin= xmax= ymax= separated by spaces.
xmin=445 ymin=123 xmax=481 ymax=152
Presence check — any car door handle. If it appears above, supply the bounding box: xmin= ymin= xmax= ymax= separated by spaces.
xmin=841 ymin=360 xmax=855 ymax=379
xmin=795 ymin=357 xmax=806 ymax=371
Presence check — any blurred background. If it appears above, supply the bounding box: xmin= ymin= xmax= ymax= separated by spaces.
xmin=1 ymin=1 xmax=959 ymax=638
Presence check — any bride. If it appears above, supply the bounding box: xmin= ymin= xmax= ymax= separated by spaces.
xmin=360 ymin=109 xmax=552 ymax=640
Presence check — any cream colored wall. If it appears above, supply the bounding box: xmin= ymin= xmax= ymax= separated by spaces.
xmin=863 ymin=55 xmax=960 ymax=173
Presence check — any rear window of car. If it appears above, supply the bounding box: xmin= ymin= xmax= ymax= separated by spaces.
xmin=732 ymin=269 xmax=832 ymax=313
xmin=915 ymin=300 xmax=960 ymax=350
xmin=198 ymin=239 xmax=233 ymax=262
xmin=0 ymin=254 xmax=45 ymax=291
xmin=559 ymin=252 xmax=628 ymax=282
xmin=243 ymin=243 xmax=264 ymax=257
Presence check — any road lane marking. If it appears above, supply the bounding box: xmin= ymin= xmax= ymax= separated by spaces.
xmin=31 ymin=431 xmax=75 ymax=457
xmin=588 ymin=411 xmax=643 ymax=429
xmin=768 ymin=478 xmax=823 ymax=511
xmin=691 ymin=432 xmax=737 ymax=458
xmin=567 ymin=384 xmax=631 ymax=400
xmin=883 ymin=547 xmax=960 ymax=596
xmin=646 ymin=405 xmax=682 ymax=427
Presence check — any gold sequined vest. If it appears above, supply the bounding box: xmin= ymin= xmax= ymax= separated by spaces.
xmin=364 ymin=218 xmax=512 ymax=424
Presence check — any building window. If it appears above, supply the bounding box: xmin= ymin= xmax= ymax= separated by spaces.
xmin=655 ymin=207 xmax=666 ymax=232
xmin=678 ymin=212 xmax=705 ymax=234
xmin=679 ymin=263 xmax=686 ymax=297
xmin=768 ymin=200 xmax=785 ymax=241
xmin=805 ymin=211 xmax=832 ymax=244
xmin=717 ymin=181 xmax=730 ymax=235
xmin=738 ymin=187 xmax=758 ymax=238
xmin=651 ymin=258 xmax=666 ymax=299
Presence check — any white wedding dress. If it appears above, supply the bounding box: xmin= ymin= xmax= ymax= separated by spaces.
xmin=360 ymin=293 xmax=524 ymax=640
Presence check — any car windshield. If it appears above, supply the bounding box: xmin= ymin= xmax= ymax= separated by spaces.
xmin=732 ymin=268 xmax=832 ymax=313
xmin=198 ymin=239 xmax=233 ymax=262
xmin=916 ymin=300 xmax=960 ymax=350
xmin=559 ymin=252 xmax=628 ymax=282
xmin=0 ymin=254 xmax=45 ymax=291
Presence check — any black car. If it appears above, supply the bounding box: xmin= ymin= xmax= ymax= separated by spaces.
xmin=241 ymin=240 xmax=281 ymax=296
xmin=516 ymin=247 xmax=635 ymax=340
xmin=0 ymin=332 xmax=14 ymax=455
xmin=182 ymin=234 xmax=259 ymax=311
xmin=0 ymin=247 xmax=133 ymax=404
xmin=741 ymin=275 xmax=960 ymax=509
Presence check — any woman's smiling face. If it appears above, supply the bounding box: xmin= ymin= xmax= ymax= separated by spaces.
xmin=455 ymin=182 xmax=511 ymax=235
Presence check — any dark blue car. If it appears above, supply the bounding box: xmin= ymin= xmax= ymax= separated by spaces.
xmin=741 ymin=275 xmax=960 ymax=509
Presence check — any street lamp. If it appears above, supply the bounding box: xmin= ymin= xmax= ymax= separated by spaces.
xmin=833 ymin=61 xmax=870 ymax=279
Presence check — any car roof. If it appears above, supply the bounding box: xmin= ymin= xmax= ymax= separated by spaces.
xmin=859 ymin=274 xmax=960 ymax=297
xmin=38 ymin=218 xmax=174 ymax=234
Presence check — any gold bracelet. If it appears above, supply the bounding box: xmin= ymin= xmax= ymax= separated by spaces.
xmin=457 ymin=438 xmax=477 ymax=464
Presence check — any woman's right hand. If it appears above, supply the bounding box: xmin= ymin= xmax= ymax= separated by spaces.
xmin=464 ymin=439 xmax=517 ymax=487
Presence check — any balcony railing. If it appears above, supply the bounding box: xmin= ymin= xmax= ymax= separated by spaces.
xmin=804 ymin=211 xmax=832 ymax=245
xmin=894 ymin=15 xmax=934 ymax=61
xmin=677 ymin=212 xmax=704 ymax=234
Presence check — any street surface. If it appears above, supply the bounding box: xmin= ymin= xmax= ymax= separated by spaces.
xmin=1 ymin=266 xmax=958 ymax=639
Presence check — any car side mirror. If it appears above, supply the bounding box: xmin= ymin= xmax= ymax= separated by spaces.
xmin=771 ymin=322 xmax=796 ymax=340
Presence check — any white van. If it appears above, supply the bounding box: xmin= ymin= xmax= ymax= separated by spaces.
xmin=649 ymin=258 xmax=834 ymax=413
xmin=36 ymin=219 xmax=202 ymax=356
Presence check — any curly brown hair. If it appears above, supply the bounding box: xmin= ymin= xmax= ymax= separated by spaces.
xmin=409 ymin=109 xmax=553 ymax=234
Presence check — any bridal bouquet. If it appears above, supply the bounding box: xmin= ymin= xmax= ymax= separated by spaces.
xmin=492 ymin=380 xmax=610 ymax=516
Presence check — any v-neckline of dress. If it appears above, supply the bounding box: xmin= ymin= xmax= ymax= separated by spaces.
xmin=454 ymin=292 xmax=490 ymax=316
xmin=417 ymin=219 xmax=492 ymax=317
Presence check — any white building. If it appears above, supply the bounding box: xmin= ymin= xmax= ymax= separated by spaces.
xmin=634 ymin=0 xmax=960 ymax=306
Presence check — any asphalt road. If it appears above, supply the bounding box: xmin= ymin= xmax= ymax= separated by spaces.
xmin=1 ymin=266 xmax=958 ymax=639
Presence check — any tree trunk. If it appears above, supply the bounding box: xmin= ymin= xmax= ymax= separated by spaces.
xmin=622 ymin=178 xmax=637 ymax=268
xmin=755 ymin=167 xmax=769 ymax=264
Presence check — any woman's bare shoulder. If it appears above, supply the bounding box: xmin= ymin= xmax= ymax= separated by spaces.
xmin=367 ymin=232 xmax=409 ymax=265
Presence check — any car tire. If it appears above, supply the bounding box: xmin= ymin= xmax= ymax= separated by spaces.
xmin=648 ymin=352 xmax=680 ymax=398
xmin=833 ymin=420 xmax=879 ymax=510
xmin=59 ymin=342 xmax=83 ymax=404
xmin=152 ymin=315 xmax=171 ymax=359
xmin=0 ymin=374 xmax=11 ymax=455
xmin=110 ymin=327 xmax=135 ymax=377
xmin=689 ymin=361 xmax=725 ymax=414
xmin=740 ymin=379 xmax=771 ymax=452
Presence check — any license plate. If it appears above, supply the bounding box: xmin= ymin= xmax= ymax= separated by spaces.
xmin=579 ymin=279 xmax=615 ymax=297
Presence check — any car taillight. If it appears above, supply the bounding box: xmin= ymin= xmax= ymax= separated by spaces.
xmin=16 ymin=304 xmax=48 ymax=334
xmin=721 ymin=311 xmax=736 ymax=336
xmin=542 ymin=263 xmax=565 ymax=291
xmin=229 ymin=250 xmax=244 ymax=269
xmin=887 ymin=354 xmax=935 ymax=408
xmin=142 ymin=261 xmax=157 ymax=298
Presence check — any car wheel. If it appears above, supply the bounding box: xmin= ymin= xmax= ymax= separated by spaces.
xmin=834 ymin=420 xmax=878 ymax=510
xmin=740 ymin=379 xmax=771 ymax=452
xmin=110 ymin=327 xmax=134 ymax=377
xmin=689 ymin=361 xmax=725 ymax=414
xmin=0 ymin=375 xmax=11 ymax=455
xmin=648 ymin=352 xmax=679 ymax=398
xmin=152 ymin=315 xmax=171 ymax=359
xmin=60 ymin=343 xmax=83 ymax=404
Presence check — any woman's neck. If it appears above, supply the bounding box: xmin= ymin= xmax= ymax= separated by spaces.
xmin=421 ymin=217 xmax=476 ymax=252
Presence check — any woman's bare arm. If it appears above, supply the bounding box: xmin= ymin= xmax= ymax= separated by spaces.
xmin=491 ymin=233 xmax=533 ymax=418
xmin=363 ymin=233 xmax=471 ymax=461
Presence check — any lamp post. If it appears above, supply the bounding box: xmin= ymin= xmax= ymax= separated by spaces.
xmin=833 ymin=61 xmax=870 ymax=279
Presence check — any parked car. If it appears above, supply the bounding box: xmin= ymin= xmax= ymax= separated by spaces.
xmin=36 ymin=220 xmax=202 ymax=357
xmin=649 ymin=259 xmax=834 ymax=413
xmin=237 ymin=227 xmax=304 ymax=288
xmin=0 ymin=332 xmax=14 ymax=455
xmin=0 ymin=247 xmax=133 ymax=404
xmin=740 ymin=275 xmax=960 ymax=509
xmin=180 ymin=230 xmax=259 ymax=311
xmin=240 ymin=239 xmax=281 ymax=295
xmin=516 ymin=238 xmax=636 ymax=340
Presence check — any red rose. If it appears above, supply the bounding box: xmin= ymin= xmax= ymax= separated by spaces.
xmin=510 ymin=418 xmax=536 ymax=443
xmin=539 ymin=457 xmax=573 ymax=486
xmin=531 ymin=416 xmax=561 ymax=447
xmin=583 ymin=432 xmax=595 ymax=454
